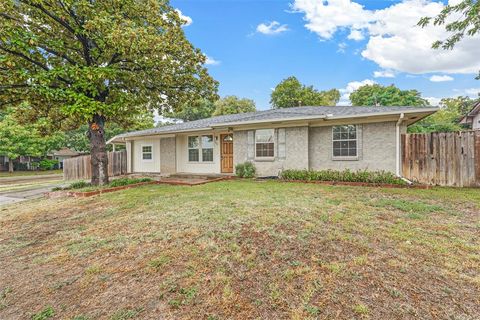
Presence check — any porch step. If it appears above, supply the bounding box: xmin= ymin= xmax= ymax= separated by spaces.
xmin=169 ymin=173 xmax=232 ymax=180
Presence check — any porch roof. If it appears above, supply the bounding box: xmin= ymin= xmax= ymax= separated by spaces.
xmin=108 ymin=105 xmax=438 ymax=144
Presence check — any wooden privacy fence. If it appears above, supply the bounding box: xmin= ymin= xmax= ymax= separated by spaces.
xmin=63 ymin=150 xmax=127 ymax=181
xmin=402 ymin=131 xmax=480 ymax=187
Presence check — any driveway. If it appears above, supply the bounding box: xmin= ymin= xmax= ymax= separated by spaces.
xmin=0 ymin=174 xmax=65 ymax=206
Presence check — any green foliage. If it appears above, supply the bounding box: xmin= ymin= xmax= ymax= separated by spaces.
xmin=38 ymin=159 xmax=59 ymax=171
xmin=0 ymin=0 xmax=218 ymax=126
xmin=408 ymin=96 xmax=476 ymax=133
xmin=349 ymin=84 xmax=429 ymax=107
xmin=0 ymin=109 xmax=45 ymax=161
xmin=235 ymin=162 xmax=256 ymax=178
xmin=280 ymin=169 xmax=407 ymax=185
xmin=270 ymin=76 xmax=340 ymax=108
xmin=68 ymin=181 xmax=92 ymax=190
xmin=212 ymin=96 xmax=256 ymax=116
xmin=31 ymin=306 xmax=55 ymax=320
xmin=108 ymin=177 xmax=152 ymax=188
xmin=165 ymin=98 xmax=216 ymax=121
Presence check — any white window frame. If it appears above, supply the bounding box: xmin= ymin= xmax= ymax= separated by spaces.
xmin=187 ymin=135 xmax=215 ymax=163
xmin=141 ymin=144 xmax=153 ymax=162
xmin=255 ymin=129 xmax=275 ymax=160
xmin=332 ymin=125 xmax=359 ymax=160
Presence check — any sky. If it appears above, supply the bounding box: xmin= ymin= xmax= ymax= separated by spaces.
xmin=171 ymin=0 xmax=480 ymax=110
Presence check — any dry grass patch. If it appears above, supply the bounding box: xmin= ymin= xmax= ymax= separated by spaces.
xmin=0 ymin=180 xmax=479 ymax=319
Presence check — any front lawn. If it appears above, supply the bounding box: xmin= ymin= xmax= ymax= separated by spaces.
xmin=0 ymin=181 xmax=478 ymax=319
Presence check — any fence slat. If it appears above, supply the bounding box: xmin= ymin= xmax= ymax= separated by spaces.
xmin=63 ymin=150 xmax=127 ymax=181
xmin=402 ymin=131 xmax=479 ymax=187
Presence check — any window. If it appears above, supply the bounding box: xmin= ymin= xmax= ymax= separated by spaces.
xmin=188 ymin=135 xmax=214 ymax=162
xmin=142 ymin=145 xmax=153 ymax=160
xmin=255 ymin=129 xmax=274 ymax=158
xmin=188 ymin=136 xmax=200 ymax=162
xmin=332 ymin=125 xmax=357 ymax=157
xmin=201 ymin=135 xmax=214 ymax=162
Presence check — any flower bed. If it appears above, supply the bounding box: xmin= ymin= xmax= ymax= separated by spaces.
xmin=279 ymin=169 xmax=427 ymax=188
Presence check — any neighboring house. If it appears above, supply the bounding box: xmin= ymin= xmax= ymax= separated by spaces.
xmin=108 ymin=106 xmax=438 ymax=177
xmin=49 ymin=147 xmax=82 ymax=169
xmin=459 ymin=101 xmax=480 ymax=130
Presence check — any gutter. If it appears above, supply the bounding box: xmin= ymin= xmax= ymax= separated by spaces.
xmin=395 ymin=113 xmax=404 ymax=178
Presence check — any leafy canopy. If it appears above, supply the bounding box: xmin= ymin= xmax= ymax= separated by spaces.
xmin=0 ymin=109 xmax=47 ymax=160
xmin=349 ymin=84 xmax=429 ymax=107
xmin=408 ymin=96 xmax=476 ymax=133
xmin=212 ymin=96 xmax=256 ymax=116
xmin=165 ymin=98 xmax=216 ymax=121
xmin=418 ymin=0 xmax=480 ymax=79
xmin=0 ymin=0 xmax=218 ymax=128
xmin=270 ymin=76 xmax=340 ymax=108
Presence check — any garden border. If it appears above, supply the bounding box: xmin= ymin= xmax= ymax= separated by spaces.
xmin=280 ymin=179 xmax=431 ymax=189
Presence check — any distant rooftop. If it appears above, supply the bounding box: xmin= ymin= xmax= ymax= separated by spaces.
xmin=111 ymin=105 xmax=438 ymax=141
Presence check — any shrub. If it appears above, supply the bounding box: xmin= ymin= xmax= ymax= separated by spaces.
xmin=38 ymin=159 xmax=59 ymax=170
xmin=280 ymin=169 xmax=406 ymax=185
xmin=235 ymin=161 xmax=256 ymax=178
xmin=108 ymin=177 xmax=152 ymax=188
xmin=67 ymin=181 xmax=91 ymax=189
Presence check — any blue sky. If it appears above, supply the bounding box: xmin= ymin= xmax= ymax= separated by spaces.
xmin=172 ymin=0 xmax=480 ymax=110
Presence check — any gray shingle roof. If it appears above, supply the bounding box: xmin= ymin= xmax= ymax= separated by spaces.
xmin=114 ymin=106 xmax=437 ymax=139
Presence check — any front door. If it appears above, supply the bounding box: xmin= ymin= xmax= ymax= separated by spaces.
xmin=220 ymin=134 xmax=233 ymax=173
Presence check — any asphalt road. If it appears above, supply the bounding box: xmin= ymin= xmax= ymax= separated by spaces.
xmin=0 ymin=174 xmax=65 ymax=206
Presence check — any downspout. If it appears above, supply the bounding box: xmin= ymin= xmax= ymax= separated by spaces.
xmin=395 ymin=113 xmax=412 ymax=184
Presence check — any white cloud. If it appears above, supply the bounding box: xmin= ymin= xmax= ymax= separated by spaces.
xmin=348 ymin=29 xmax=364 ymax=41
xmin=373 ymin=70 xmax=395 ymax=78
xmin=429 ymin=75 xmax=454 ymax=82
xmin=463 ymin=88 xmax=480 ymax=97
xmin=205 ymin=55 xmax=220 ymax=66
xmin=256 ymin=21 xmax=289 ymax=35
xmin=338 ymin=79 xmax=376 ymax=105
xmin=292 ymin=0 xmax=480 ymax=74
xmin=337 ymin=42 xmax=347 ymax=53
xmin=425 ymin=97 xmax=442 ymax=106
xmin=175 ymin=9 xmax=192 ymax=27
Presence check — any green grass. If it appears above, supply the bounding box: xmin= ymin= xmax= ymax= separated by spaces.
xmin=0 ymin=180 xmax=479 ymax=319
xmin=0 ymin=169 xmax=62 ymax=177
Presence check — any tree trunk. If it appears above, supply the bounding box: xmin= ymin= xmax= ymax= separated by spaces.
xmin=88 ymin=114 xmax=109 ymax=185
xmin=8 ymin=159 xmax=14 ymax=173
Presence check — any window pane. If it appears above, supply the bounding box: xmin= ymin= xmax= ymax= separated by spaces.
xmin=332 ymin=125 xmax=358 ymax=157
xmin=189 ymin=149 xmax=199 ymax=162
xmin=142 ymin=146 xmax=152 ymax=153
xmin=348 ymin=148 xmax=357 ymax=157
xmin=348 ymin=141 xmax=357 ymax=149
xmin=255 ymin=129 xmax=274 ymax=143
xmin=202 ymin=148 xmax=213 ymax=162
xmin=341 ymin=141 xmax=348 ymax=148
xmin=348 ymin=130 xmax=357 ymax=139
xmin=256 ymin=143 xmax=274 ymax=157
xmin=202 ymin=135 xmax=213 ymax=149
xmin=340 ymin=148 xmax=348 ymax=156
xmin=188 ymin=136 xmax=199 ymax=148
xmin=333 ymin=148 xmax=341 ymax=157
xmin=143 ymin=153 xmax=152 ymax=160
xmin=340 ymin=132 xmax=348 ymax=139
xmin=333 ymin=132 xmax=341 ymax=140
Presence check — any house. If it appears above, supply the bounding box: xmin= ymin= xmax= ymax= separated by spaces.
xmin=459 ymin=101 xmax=480 ymax=130
xmin=108 ymin=106 xmax=438 ymax=177
xmin=49 ymin=147 xmax=82 ymax=169
xmin=0 ymin=155 xmax=42 ymax=172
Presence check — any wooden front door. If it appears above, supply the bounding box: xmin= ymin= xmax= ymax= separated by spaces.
xmin=220 ymin=134 xmax=233 ymax=173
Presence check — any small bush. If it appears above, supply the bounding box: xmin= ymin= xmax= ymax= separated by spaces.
xmin=38 ymin=159 xmax=59 ymax=171
xmin=235 ymin=161 xmax=256 ymax=178
xmin=68 ymin=181 xmax=91 ymax=189
xmin=280 ymin=169 xmax=406 ymax=185
xmin=108 ymin=177 xmax=152 ymax=188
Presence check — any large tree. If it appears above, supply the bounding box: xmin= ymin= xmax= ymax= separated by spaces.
xmin=349 ymin=84 xmax=429 ymax=106
xmin=408 ymin=96 xmax=475 ymax=133
xmin=0 ymin=0 xmax=218 ymax=184
xmin=418 ymin=0 xmax=480 ymax=79
xmin=165 ymin=98 xmax=215 ymax=121
xmin=270 ymin=76 xmax=340 ymax=108
xmin=212 ymin=96 xmax=256 ymax=116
